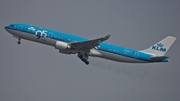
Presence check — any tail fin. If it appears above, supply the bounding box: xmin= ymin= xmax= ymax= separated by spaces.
xmin=140 ymin=36 xmax=176 ymax=56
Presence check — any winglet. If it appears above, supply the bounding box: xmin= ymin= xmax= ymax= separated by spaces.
xmin=98 ymin=35 xmax=111 ymax=42
xmin=104 ymin=35 xmax=111 ymax=40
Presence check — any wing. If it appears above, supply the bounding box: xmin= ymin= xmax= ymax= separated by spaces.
xmin=70 ymin=35 xmax=110 ymax=51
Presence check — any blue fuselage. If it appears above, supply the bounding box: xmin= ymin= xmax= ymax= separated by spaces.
xmin=5 ymin=24 xmax=168 ymax=63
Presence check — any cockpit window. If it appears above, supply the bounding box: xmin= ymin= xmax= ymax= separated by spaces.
xmin=10 ymin=24 xmax=14 ymax=27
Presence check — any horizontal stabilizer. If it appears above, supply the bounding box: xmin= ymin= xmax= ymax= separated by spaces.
xmin=150 ymin=56 xmax=169 ymax=61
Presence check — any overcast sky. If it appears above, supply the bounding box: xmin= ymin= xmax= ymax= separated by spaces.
xmin=0 ymin=0 xmax=180 ymax=101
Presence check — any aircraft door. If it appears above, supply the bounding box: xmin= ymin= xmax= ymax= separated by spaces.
xmin=17 ymin=25 xmax=23 ymax=31
xmin=48 ymin=32 xmax=53 ymax=38
xmin=134 ymin=52 xmax=139 ymax=58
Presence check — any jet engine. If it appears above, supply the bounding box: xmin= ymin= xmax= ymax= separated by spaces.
xmin=55 ymin=41 xmax=72 ymax=54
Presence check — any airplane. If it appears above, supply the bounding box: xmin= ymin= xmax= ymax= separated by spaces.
xmin=5 ymin=24 xmax=177 ymax=65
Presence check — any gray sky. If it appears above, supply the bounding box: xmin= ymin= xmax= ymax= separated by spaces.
xmin=0 ymin=0 xmax=180 ymax=101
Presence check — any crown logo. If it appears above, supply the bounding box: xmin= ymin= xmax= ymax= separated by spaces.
xmin=28 ymin=27 xmax=35 ymax=31
xmin=157 ymin=43 xmax=163 ymax=47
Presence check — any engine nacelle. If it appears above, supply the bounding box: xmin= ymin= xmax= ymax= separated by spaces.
xmin=55 ymin=41 xmax=71 ymax=50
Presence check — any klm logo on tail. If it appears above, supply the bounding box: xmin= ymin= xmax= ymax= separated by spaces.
xmin=152 ymin=43 xmax=166 ymax=52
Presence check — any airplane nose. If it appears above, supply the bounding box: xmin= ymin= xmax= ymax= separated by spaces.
xmin=4 ymin=26 xmax=12 ymax=32
xmin=4 ymin=26 xmax=8 ymax=31
xmin=4 ymin=25 xmax=12 ymax=31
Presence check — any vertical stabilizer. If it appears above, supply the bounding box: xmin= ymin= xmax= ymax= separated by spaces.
xmin=140 ymin=36 xmax=176 ymax=56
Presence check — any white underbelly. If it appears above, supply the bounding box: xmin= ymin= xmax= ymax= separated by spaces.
xmin=9 ymin=29 xmax=56 ymax=46
xmin=89 ymin=49 xmax=147 ymax=63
